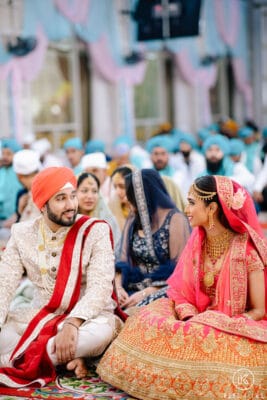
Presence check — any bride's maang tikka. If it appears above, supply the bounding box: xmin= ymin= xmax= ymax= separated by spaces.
xmin=189 ymin=182 xmax=217 ymax=201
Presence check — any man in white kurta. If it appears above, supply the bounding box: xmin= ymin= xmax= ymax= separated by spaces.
xmin=0 ymin=166 xmax=122 ymax=387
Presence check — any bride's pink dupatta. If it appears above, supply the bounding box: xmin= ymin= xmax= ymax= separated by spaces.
xmin=167 ymin=177 xmax=267 ymax=342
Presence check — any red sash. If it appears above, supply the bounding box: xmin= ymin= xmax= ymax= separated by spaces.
xmin=0 ymin=216 xmax=99 ymax=387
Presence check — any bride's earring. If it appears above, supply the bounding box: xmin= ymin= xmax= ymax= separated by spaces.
xmin=208 ymin=211 xmax=215 ymax=230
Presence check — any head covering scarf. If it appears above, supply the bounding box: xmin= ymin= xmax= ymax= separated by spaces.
xmin=85 ymin=139 xmax=105 ymax=154
xmin=63 ymin=137 xmax=83 ymax=150
xmin=198 ymin=128 xmax=211 ymax=143
xmin=178 ymin=133 xmax=197 ymax=150
xmin=2 ymin=138 xmax=22 ymax=153
xmin=167 ymin=176 xmax=267 ymax=316
xmin=31 ymin=138 xmax=51 ymax=157
xmin=220 ymin=118 xmax=239 ymax=136
xmin=112 ymin=135 xmax=133 ymax=157
xmin=238 ymin=127 xmax=254 ymax=139
xmin=13 ymin=149 xmax=42 ymax=175
xmin=116 ymin=169 xmax=190 ymax=266
xmin=146 ymin=135 xmax=175 ymax=154
xmin=207 ymin=123 xmax=219 ymax=133
xmin=81 ymin=152 xmax=107 ymax=170
xmin=229 ymin=138 xmax=245 ymax=156
xmin=202 ymin=134 xmax=230 ymax=155
xmin=32 ymin=167 xmax=77 ymax=209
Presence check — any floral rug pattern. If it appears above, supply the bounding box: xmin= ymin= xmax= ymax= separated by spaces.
xmin=0 ymin=366 xmax=136 ymax=399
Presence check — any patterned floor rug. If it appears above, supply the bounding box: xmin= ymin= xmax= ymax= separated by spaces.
xmin=0 ymin=366 xmax=136 ymax=400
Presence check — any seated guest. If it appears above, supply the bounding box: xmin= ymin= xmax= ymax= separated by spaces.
xmin=0 ymin=167 xmax=123 ymax=387
xmin=201 ymin=134 xmax=234 ymax=176
xmin=85 ymin=139 xmax=111 ymax=161
xmin=115 ymin=169 xmax=191 ymax=313
xmin=108 ymin=165 xmax=134 ymax=232
xmin=0 ymin=139 xmax=23 ymax=247
xmin=201 ymin=134 xmax=257 ymax=194
xmin=31 ymin=137 xmax=63 ymax=168
xmin=146 ymin=134 xmax=176 ymax=179
xmin=229 ymin=138 xmax=255 ymax=193
xmin=13 ymin=149 xmax=42 ymax=222
xmin=97 ymin=175 xmax=267 ymax=400
xmin=238 ymin=126 xmax=262 ymax=175
xmin=81 ymin=152 xmax=111 ymax=202
xmin=0 ymin=139 xmax=23 ymax=228
xmin=63 ymin=137 xmax=84 ymax=175
xmin=170 ymin=132 xmax=206 ymax=201
xmin=76 ymin=172 xmax=121 ymax=249
xmin=108 ymin=136 xmax=133 ymax=176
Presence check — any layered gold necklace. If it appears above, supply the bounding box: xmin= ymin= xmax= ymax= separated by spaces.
xmin=203 ymin=230 xmax=234 ymax=288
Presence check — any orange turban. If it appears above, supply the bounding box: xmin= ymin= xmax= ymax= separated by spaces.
xmin=32 ymin=167 xmax=77 ymax=209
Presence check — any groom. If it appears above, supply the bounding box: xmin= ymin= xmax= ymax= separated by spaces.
xmin=0 ymin=166 xmax=122 ymax=387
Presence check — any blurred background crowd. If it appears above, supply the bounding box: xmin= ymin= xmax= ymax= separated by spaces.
xmin=1 ymin=0 xmax=267 ymax=246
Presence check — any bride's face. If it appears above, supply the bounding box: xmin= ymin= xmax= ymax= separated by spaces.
xmin=185 ymin=192 xmax=210 ymax=229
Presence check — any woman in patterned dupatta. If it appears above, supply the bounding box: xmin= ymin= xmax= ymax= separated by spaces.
xmin=114 ymin=169 xmax=190 ymax=313
xmin=97 ymin=175 xmax=267 ymax=400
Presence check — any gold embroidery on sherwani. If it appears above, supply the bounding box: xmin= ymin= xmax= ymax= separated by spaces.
xmin=0 ymin=215 xmax=117 ymax=336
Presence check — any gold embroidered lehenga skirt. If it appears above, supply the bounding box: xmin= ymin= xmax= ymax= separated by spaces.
xmin=97 ymin=299 xmax=267 ymax=400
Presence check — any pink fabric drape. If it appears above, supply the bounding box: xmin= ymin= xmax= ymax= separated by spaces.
xmin=231 ymin=57 xmax=253 ymax=119
xmin=214 ymin=0 xmax=253 ymax=119
xmin=88 ymin=35 xmax=146 ymax=140
xmin=88 ymin=35 xmax=146 ymax=86
xmin=0 ymin=27 xmax=48 ymax=143
xmin=174 ymin=50 xmax=218 ymax=126
xmin=214 ymin=0 xmax=239 ymax=48
xmin=54 ymin=0 xmax=90 ymax=24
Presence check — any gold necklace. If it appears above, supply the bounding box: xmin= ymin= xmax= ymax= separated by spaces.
xmin=203 ymin=230 xmax=234 ymax=288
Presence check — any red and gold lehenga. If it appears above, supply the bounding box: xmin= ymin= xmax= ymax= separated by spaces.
xmin=97 ymin=177 xmax=267 ymax=400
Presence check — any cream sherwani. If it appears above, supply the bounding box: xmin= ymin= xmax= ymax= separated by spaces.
xmin=0 ymin=215 xmax=120 ymax=366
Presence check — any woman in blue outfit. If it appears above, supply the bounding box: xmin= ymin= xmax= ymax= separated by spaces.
xmin=115 ymin=169 xmax=190 ymax=312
